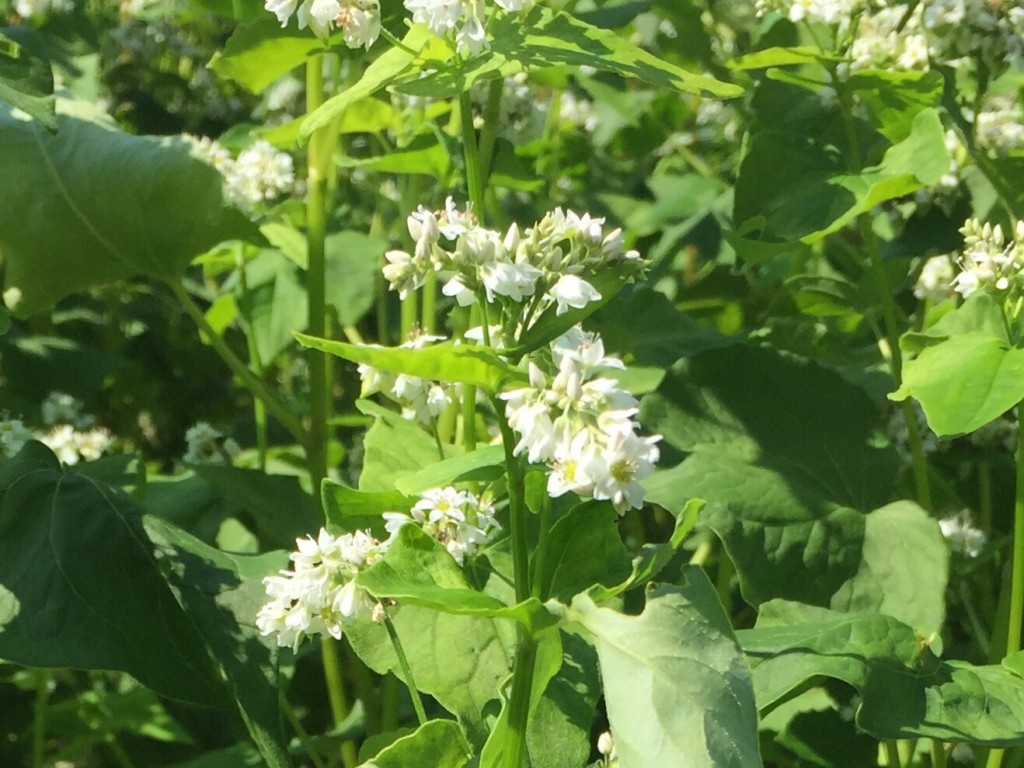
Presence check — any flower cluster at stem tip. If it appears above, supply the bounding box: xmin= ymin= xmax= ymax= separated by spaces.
xmin=950 ymin=218 xmax=1024 ymax=298
xmin=265 ymin=0 xmax=533 ymax=52
xmin=257 ymin=486 xmax=498 ymax=649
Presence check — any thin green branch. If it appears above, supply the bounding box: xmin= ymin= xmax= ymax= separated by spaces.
xmin=169 ymin=280 xmax=308 ymax=447
xmin=382 ymin=609 xmax=428 ymax=726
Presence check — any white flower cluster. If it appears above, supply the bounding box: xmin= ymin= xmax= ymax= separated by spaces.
xmin=939 ymin=509 xmax=987 ymax=558
xmin=258 ymin=485 xmax=502 ymax=649
xmin=193 ymin=137 xmax=295 ymax=212
xmin=951 ymin=218 xmax=1024 ymax=298
xmin=406 ymin=0 xmax=533 ymax=55
xmin=754 ymin=0 xmax=861 ymax=25
xmin=913 ymin=255 xmax=955 ymax=304
xmin=183 ymin=422 xmax=241 ymax=465
xmin=14 ymin=0 xmax=72 ymax=18
xmin=0 ymin=418 xmax=33 ymax=458
xmin=257 ymin=529 xmax=385 ymax=651
xmin=41 ymin=391 xmax=94 ymax=429
xmin=920 ymin=0 xmax=1024 ymax=74
xmin=975 ymin=95 xmax=1024 ymax=154
xmin=848 ymin=6 xmax=929 ymax=72
xmin=383 ymin=486 xmax=498 ymax=564
xmin=266 ymin=0 xmax=381 ymax=46
xmin=358 ymin=332 xmax=454 ymax=425
xmin=39 ymin=425 xmax=112 ymax=466
xmin=501 ymin=328 xmax=660 ymax=513
xmin=597 ymin=731 xmax=619 ymax=768
xmin=383 ymin=199 xmax=642 ymax=325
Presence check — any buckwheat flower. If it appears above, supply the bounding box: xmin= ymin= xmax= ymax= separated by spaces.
xmin=226 ymin=140 xmax=295 ymax=208
xmin=0 ymin=418 xmax=33 ymax=458
xmin=257 ymin=529 xmax=385 ymax=651
xmin=336 ymin=0 xmax=381 ymax=49
xmin=951 ymin=219 xmax=1024 ymax=298
xmin=914 ymin=255 xmax=956 ymax=303
xmin=592 ymin=431 xmax=661 ymax=513
xmin=41 ymin=425 xmax=113 ymax=466
xmin=548 ymin=431 xmax=599 ymax=498
xmin=383 ymin=249 xmax=425 ymax=299
xmin=549 ymin=273 xmax=602 ymax=315
xmin=405 ymin=0 xmax=464 ymax=36
xmin=939 ymin=509 xmax=986 ymax=558
xmin=598 ymin=730 xmax=619 ymax=767
xmin=183 ymin=422 xmax=241 ymax=465
xmin=384 ymin=486 xmax=498 ymax=564
xmin=14 ymin=0 xmax=72 ymax=17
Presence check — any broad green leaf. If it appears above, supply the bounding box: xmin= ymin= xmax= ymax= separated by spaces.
xmin=899 ymin=291 xmax=1012 ymax=356
xmin=818 ymin=109 xmax=951 ymax=241
xmin=344 ymin=605 xmax=511 ymax=744
xmin=731 ymin=46 xmax=838 ymax=70
xmin=143 ymin=516 xmax=293 ymax=768
xmin=0 ymin=444 xmax=225 ymax=707
xmin=785 ymin=274 xmax=862 ymax=318
xmin=356 ymin=400 xmax=444 ymax=493
xmin=0 ymin=29 xmax=55 ymax=130
xmin=0 ymin=98 xmax=254 ymax=317
xmin=533 ymin=502 xmax=631 ymax=603
xmin=569 ymin=571 xmax=761 ymax=768
xmin=356 ymin=526 xmax=558 ymax=632
xmin=891 ymin=333 xmax=1024 ymax=437
xmin=830 ymin=501 xmax=948 ymax=639
xmin=358 ymin=719 xmax=471 ymax=768
xmin=641 ymin=345 xmax=897 ymax=606
xmin=739 ymin=601 xmax=1024 ymax=745
xmin=191 ymin=464 xmax=320 ymax=550
xmin=233 ymin=249 xmax=308 ymax=363
xmin=326 ymin=231 xmax=388 ymax=326
xmin=209 ymin=18 xmax=331 ymax=94
xmin=395 ymin=444 xmax=505 ymax=495
xmin=322 ymin=479 xmax=411 ymax=537
xmin=300 ymin=25 xmax=439 ymax=141
xmin=296 ymin=335 xmax=525 ymax=391
xmin=337 ymin=133 xmax=450 ymax=177
xmin=848 ymin=69 xmax=943 ymax=142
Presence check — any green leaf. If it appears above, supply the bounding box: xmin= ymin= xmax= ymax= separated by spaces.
xmin=356 ymin=526 xmax=558 ymax=632
xmin=234 ymin=250 xmax=308 ymax=363
xmin=739 ymin=601 xmax=1024 ymax=746
xmin=0 ymin=445 xmax=225 ymax=707
xmin=296 ymin=335 xmax=525 ymax=391
xmin=641 ymin=345 xmax=897 ymax=606
xmin=892 ymin=333 xmax=1024 ymax=437
xmin=0 ymin=29 xmax=55 ymax=130
xmin=326 ymin=231 xmax=387 ymax=326
xmin=356 ymin=400 xmax=443 ymax=493
xmin=191 ymin=464 xmax=319 ymax=550
xmin=731 ymin=46 xmax=838 ymax=70
xmin=830 ymin=501 xmax=948 ymax=639
xmin=569 ymin=570 xmax=762 ymax=768
xmin=533 ymin=502 xmax=632 ymax=603
xmin=300 ymin=25 xmax=439 ymax=142
xmin=322 ymin=479 xmax=411 ymax=538
xmin=847 ymin=69 xmax=943 ymax=143
xmin=337 ymin=133 xmax=450 ymax=178
xmin=359 ymin=719 xmax=471 ymax=768
xmin=0 ymin=98 xmax=254 ymax=317
xmin=143 ymin=516 xmax=293 ymax=768
xmin=209 ymin=18 xmax=332 ymax=94
xmin=900 ymin=291 xmax=1012 ymax=356
xmin=394 ymin=444 xmax=505 ymax=495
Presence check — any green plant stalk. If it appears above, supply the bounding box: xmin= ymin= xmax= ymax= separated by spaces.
xmin=1005 ymin=401 xmax=1024 ymax=656
xmin=885 ymin=739 xmax=903 ymax=768
xmin=280 ymin=689 xmax=328 ymax=768
xmin=422 ymin=270 xmax=437 ymax=334
xmin=459 ymin=91 xmax=487 ymax=218
xmin=321 ymin=637 xmax=357 ymax=768
xmin=237 ymin=246 xmax=268 ymax=471
xmin=383 ymin=610 xmax=428 ymax=726
xmin=32 ymin=670 xmax=48 ymax=768
xmin=495 ymin=404 xmax=535 ymax=768
xmin=478 ymin=78 xmax=504 ymax=185
xmin=931 ymin=740 xmax=948 ymax=768
xmin=306 ymin=55 xmax=330 ymax=524
xmin=401 ymin=289 xmax=419 ymax=340
xmin=170 ymin=280 xmax=307 ymax=446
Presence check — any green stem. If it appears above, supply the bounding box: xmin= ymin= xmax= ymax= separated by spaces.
xmin=306 ymin=54 xmax=331 ymax=523
xmin=1004 ymin=401 xmax=1024 ymax=656
xmin=459 ymin=90 xmax=486 ymax=221
xmin=383 ymin=610 xmax=428 ymax=726
xmin=170 ymin=280 xmax=307 ymax=447
xmin=32 ymin=670 xmax=48 ymax=768
xmin=280 ymin=690 xmax=328 ymax=768
xmin=494 ymin=403 xmax=529 ymax=602
xmin=885 ymin=739 xmax=903 ymax=768
xmin=237 ymin=245 xmax=268 ymax=471
xmin=931 ymin=740 xmax=948 ymax=768
xmin=321 ymin=637 xmax=357 ymax=768
xmin=478 ymin=78 xmax=504 ymax=186
xmin=503 ymin=636 xmax=537 ymax=768
xmin=380 ymin=674 xmax=401 ymax=733
xmin=422 ymin=270 xmax=437 ymax=335
xmin=400 ymin=289 xmax=419 ymax=341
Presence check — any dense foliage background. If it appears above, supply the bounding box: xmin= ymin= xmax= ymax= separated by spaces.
xmin=2 ymin=0 xmax=1024 ymax=766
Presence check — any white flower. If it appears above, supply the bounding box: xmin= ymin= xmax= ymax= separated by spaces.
xmin=336 ymin=0 xmax=381 ymax=49
xmin=40 ymin=425 xmax=113 ymax=466
xmin=0 ymin=418 xmax=33 ymax=458
xmin=480 ymin=261 xmax=543 ymax=303
xmin=951 ymin=218 xmax=1024 ymax=298
xmin=939 ymin=510 xmax=987 ymax=558
xmin=266 ymin=0 xmax=300 ymax=25
xmin=257 ymin=529 xmax=385 ymax=651
xmin=226 ymin=140 xmax=295 ymax=208
xmin=914 ymin=256 xmax=956 ymax=303
xmin=548 ymin=274 xmax=602 ymax=315
xmin=14 ymin=0 xmax=72 ymax=17
xmin=383 ymin=249 xmax=425 ymax=299
xmin=591 ymin=432 xmax=661 ymax=514
xmin=183 ymin=422 xmax=240 ymax=465
xmin=384 ymin=486 xmax=498 ymax=564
